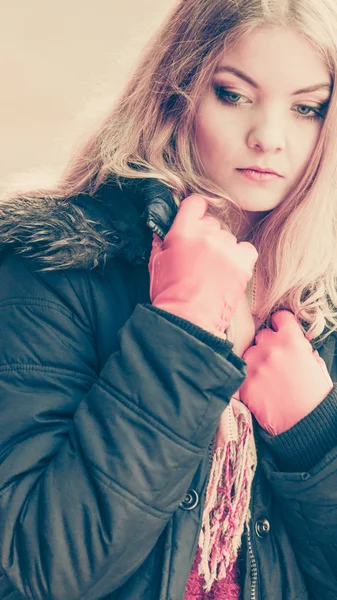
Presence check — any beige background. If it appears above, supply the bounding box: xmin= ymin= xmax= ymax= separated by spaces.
xmin=0 ymin=1 xmax=171 ymax=182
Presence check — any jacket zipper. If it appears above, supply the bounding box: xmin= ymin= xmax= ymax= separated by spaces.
xmin=247 ymin=430 xmax=260 ymax=600
xmin=247 ymin=526 xmax=258 ymax=600
xmin=249 ymin=266 xmax=259 ymax=600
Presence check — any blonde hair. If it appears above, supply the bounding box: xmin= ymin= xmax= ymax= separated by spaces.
xmin=4 ymin=0 xmax=337 ymax=340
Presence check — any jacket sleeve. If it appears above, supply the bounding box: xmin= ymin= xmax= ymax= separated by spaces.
xmin=260 ymin=385 xmax=337 ymax=599
xmin=0 ymin=256 xmax=246 ymax=600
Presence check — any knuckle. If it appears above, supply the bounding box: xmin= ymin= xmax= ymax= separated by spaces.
xmin=265 ymin=345 xmax=281 ymax=365
xmin=201 ymin=215 xmax=221 ymax=229
xmin=221 ymin=230 xmax=237 ymax=244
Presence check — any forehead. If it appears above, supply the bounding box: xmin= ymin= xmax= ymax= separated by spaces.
xmin=218 ymin=27 xmax=330 ymax=92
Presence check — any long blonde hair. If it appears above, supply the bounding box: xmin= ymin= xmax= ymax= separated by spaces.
xmin=4 ymin=0 xmax=337 ymax=340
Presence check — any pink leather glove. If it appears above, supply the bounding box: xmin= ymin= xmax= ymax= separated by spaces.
xmin=149 ymin=194 xmax=258 ymax=338
xmin=240 ymin=310 xmax=334 ymax=435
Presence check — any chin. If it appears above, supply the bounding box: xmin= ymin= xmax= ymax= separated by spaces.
xmin=232 ymin=200 xmax=280 ymax=213
xmin=242 ymin=202 xmax=280 ymax=212
xmin=228 ymin=189 xmax=283 ymax=213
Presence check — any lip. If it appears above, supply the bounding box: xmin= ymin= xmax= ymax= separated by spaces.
xmin=238 ymin=165 xmax=283 ymax=177
xmin=236 ymin=168 xmax=282 ymax=183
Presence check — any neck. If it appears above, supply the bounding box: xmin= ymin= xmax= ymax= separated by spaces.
xmin=228 ymin=207 xmax=270 ymax=241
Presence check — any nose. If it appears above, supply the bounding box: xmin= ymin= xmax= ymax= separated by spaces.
xmin=246 ymin=110 xmax=286 ymax=153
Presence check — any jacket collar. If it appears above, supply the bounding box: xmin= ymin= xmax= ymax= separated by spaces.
xmin=0 ymin=177 xmax=178 ymax=271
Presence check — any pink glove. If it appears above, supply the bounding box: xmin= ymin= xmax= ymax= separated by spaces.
xmin=240 ymin=310 xmax=334 ymax=435
xmin=149 ymin=194 xmax=258 ymax=338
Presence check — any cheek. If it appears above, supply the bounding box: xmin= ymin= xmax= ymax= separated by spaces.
xmin=294 ymin=125 xmax=322 ymax=172
xmin=194 ymin=109 xmax=237 ymax=165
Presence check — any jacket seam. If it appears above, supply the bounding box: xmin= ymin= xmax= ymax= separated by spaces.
xmin=82 ymin=270 xmax=99 ymax=345
xmin=0 ymin=297 xmax=92 ymax=335
xmin=0 ymin=362 xmax=96 ymax=382
xmin=97 ymin=378 xmax=207 ymax=453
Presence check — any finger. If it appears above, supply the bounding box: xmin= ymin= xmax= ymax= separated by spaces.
xmin=218 ymin=228 xmax=238 ymax=241
xmin=150 ymin=234 xmax=163 ymax=255
xmin=237 ymin=241 xmax=259 ymax=270
xmin=152 ymin=233 xmax=163 ymax=248
xmin=149 ymin=234 xmax=163 ymax=267
xmin=173 ymin=194 xmax=208 ymax=232
xmin=254 ymin=327 xmax=275 ymax=346
xmin=270 ymin=310 xmax=299 ymax=333
xmin=313 ymin=350 xmax=334 ymax=388
xmin=242 ymin=344 xmax=257 ymax=363
xmin=200 ymin=215 xmax=222 ymax=231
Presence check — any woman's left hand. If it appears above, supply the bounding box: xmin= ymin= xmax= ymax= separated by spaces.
xmin=240 ymin=310 xmax=334 ymax=435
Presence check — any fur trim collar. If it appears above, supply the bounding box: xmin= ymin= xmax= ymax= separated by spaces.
xmin=0 ymin=179 xmax=177 ymax=271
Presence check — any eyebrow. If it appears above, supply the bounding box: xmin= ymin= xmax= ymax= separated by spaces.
xmin=214 ymin=65 xmax=332 ymax=95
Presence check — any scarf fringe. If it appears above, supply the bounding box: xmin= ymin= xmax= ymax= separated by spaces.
xmin=198 ymin=402 xmax=257 ymax=592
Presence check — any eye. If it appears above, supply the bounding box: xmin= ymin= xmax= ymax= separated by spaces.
xmin=213 ymin=86 xmax=248 ymax=105
xmin=293 ymin=103 xmax=328 ymax=121
xmin=296 ymin=105 xmax=314 ymax=116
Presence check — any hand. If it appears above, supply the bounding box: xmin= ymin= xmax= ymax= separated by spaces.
xmin=149 ymin=194 xmax=258 ymax=337
xmin=240 ymin=310 xmax=333 ymax=435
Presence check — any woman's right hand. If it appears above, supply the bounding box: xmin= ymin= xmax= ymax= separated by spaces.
xmin=149 ymin=194 xmax=258 ymax=338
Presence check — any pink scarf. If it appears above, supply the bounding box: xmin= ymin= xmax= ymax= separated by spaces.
xmin=184 ymin=545 xmax=241 ymax=599
xmin=197 ymin=398 xmax=257 ymax=590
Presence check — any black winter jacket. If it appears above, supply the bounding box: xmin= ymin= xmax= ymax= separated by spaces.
xmin=0 ymin=178 xmax=337 ymax=600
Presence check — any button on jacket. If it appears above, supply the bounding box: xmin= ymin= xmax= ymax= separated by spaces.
xmin=0 ymin=178 xmax=337 ymax=600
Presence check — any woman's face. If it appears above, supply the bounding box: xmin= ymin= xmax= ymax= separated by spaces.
xmin=194 ymin=27 xmax=332 ymax=214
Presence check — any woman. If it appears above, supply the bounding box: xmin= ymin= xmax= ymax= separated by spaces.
xmin=0 ymin=0 xmax=337 ymax=599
